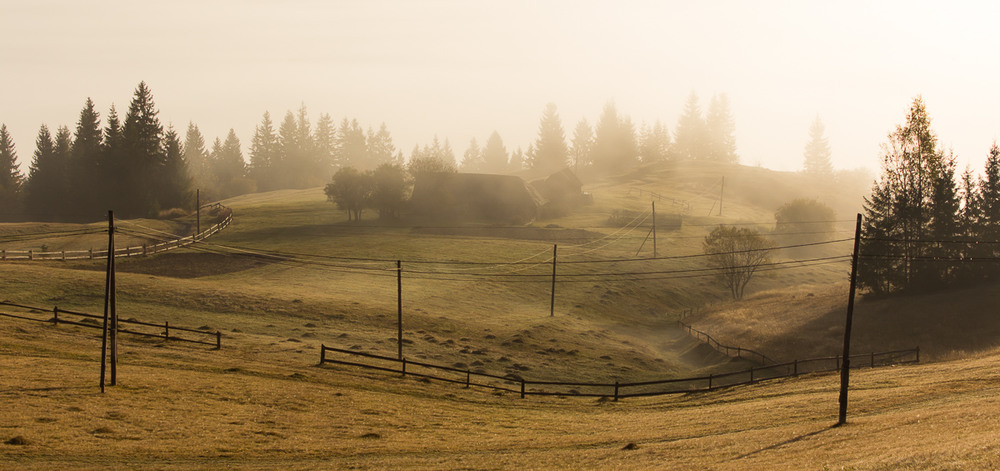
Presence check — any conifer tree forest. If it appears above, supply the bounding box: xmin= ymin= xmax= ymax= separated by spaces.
xmin=0 ymin=83 xmax=740 ymax=222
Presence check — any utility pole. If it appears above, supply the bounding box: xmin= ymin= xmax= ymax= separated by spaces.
xmin=838 ymin=213 xmax=863 ymax=425
xmin=718 ymin=176 xmax=725 ymax=216
xmin=196 ymin=189 xmax=200 ymax=240
xmin=397 ymin=260 xmax=403 ymax=360
xmin=550 ymin=245 xmax=557 ymax=317
xmin=109 ymin=212 xmax=118 ymax=386
xmin=652 ymin=201 xmax=657 ymax=257
xmin=100 ymin=211 xmax=113 ymax=393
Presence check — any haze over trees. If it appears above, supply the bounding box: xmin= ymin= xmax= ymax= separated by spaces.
xmin=672 ymin=92 xmax=737 ymax=162
xmin=803 ymin=116 xmax=834 ymax=176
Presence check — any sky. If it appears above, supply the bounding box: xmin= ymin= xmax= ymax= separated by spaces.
xmin=2 ymin=0 xmax=1000 ymax=175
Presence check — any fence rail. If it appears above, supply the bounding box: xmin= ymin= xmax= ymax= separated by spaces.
xmin=0 ymin=301 xmax=221 ymax=349
xmin=678 ymin=320 xmax=777 ymax=366
xmin=0 ymin=206 xmax=232 ymax=262
xmin=627 ymin=187 xmax=692 ymax=213
xmin=318 ymin=343 xmax=919 ymax=400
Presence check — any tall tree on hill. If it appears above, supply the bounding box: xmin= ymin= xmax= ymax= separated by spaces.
xmin=532 ymin=102 xmax=569 ymax=172
xmin=183 ymin=122 xmax=211 ymax=194
xmin=70 ymin=98 xmax=103 ymax=219
xmin=570 ymin=118 xmax=593 ymax=172
xmin=102 ymin=105 xmax=124 ymax=211
xmin=121 ymin=81 xmax=165 ymax=216
xmin=23 ymin=125 xmax=67 ymax=220
xmin=460 ymin=137 xmax=483 ymax=172
xmin=803 ymin=116 xmax=833 ymax=176
xmin=673 ymin=91 xmax=707 ymax=160
xmin=336 ymin=118 xmax=367 ymax=170
xmin=367 ymin=123 xmax=398 ymax=168
xmin=159 ymin=126 xmax=192 ymax=210
xmin=211 ymin=129 xmax=252 ymax=199
xmin=508 ymin=147 xmax=525 ymax=172
xmin=313 ymin=113 xmax=337 ymax=179
xmin=705 ymin=93 xmax=737 ymax=163
xmin=638 ymin=121 xmax=670 ymax=163
xmin=591 ymin=102 xmax=639 ymax=173
xmin=249 ymin=112 xmax=278 ymax=192
xmin=860 ymin=96 xmax=944 ymax=294
xmin=0 ymin=124 xmax=23 ymax=219
xmin=481 ymin=131 xmax=509 ymax=174
xmin=979 ymin=143 xmax=1000 ymax=240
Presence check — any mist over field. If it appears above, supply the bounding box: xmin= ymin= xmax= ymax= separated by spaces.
xmin=2 ymin=2 xmax=1000 ymax=469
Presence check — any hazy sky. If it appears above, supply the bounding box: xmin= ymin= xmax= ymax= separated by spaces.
xmin=3 ymin=1 xmax=999 ymax=175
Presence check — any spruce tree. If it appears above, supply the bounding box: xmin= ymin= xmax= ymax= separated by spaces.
xmin=23 ymin=125 xmax=62 ymax=220
xmin=70 ymin=98 xmax=103 ymax=219
xmin=532 ymin=103 xmax=569 ymax=172
xmin=159 ymin=126 xmax=192 ymax=210
xmin=460 ymin=137 xmax=483 ymax=172
xmin=803 ymin=115 xmax=833 ymax=176
xmin=183 ymin=122 xmax=211 ymax=193
xmin=570 ymin=119 xmax=593 ymax=171
xmin=335 ymin=118 xmax=367 ymax=171
xmin=705 ymin=93 xmax=737 ymax=163
xmin=121 ymin=81 xmax=165 ymax=216
xmin=211 ymin=129 xmax=251 ymax=198
xmin=313 ymin=113 xmax=337 ymax=178
xmin=249 ymin=113 xmax=278 ymax=192
xmin=591 ymin=102 xmax=639 ymax=173
xmin=481 ymin=131 xmax=509 ymax=174
xmin=673 ymin=91 xmax=707 ymax=160
xmin=102 ymin=105 xmax=124 ymax=211
xmin=367 ymin=123 xmax=398 ymax=168
xmin=0 ymin=124 xmax=23 ymax=220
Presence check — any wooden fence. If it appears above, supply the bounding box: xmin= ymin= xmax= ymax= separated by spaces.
xmin=0 ymin=205 xmax=232 ymax=261
xmin=627 ymin=187 xmax=692 ymax=213
xmin=677 ymin=320 xmax=777 ymax=366
xmin=0 ymin=301 xmax=221 ymax=349
xmin=318 ymin=343 xmax=919 ymax=400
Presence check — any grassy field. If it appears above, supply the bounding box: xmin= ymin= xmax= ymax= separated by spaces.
xmin=4 ymin=160 xmax=998 ymax=468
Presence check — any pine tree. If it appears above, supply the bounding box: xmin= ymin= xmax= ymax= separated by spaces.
xmin=367 ymin=123 xmax=397 ymax=168
xmin=211 ymin=129 xmax=251 ymax=198
xmin=121 ymin=81 xmax=165 ymax=216
xmin=70 ymin=98 xmax=103 ymax=219
xmin=460 ymin=137 xmax=483 ymax=172
xmin=481 ymin=131 xmax=508 ymax=174
xmin=0 ymin=124 xmax=22 ymax=220
xmin=705 ymin=93 xmax=737 ymax=163
xmin=509 ymin=147 xmax=524 ymax=172
xmin=673 ymin=91 xmax=708 ymax=160
xmin=570 ymin=119 xmax=593 ymax=172
xmin=336 ymin=118 xmax=367 ymax=171
xmin=803 ymin=115 xmax=833 ymax=176
xmin=23 ymin=125 xmax=63 ymax=220
xmin=102 ymin=105 xmax=124 ymax=211
xmin=183 ymin=122 xmax=211 ymax=193
xmin=313 ymin=113 xmax=337 ymax=179
xmin=532 ymin=103 xmax=568 ymax=172
xmin=159 ymin=126 xmax=192 ymax=210
xmin=249 ymin=112 xmax=278 ymax=192
xmin=591 ymin=102 xmax=639 ymax=173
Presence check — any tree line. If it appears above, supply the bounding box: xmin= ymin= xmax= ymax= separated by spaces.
xmin=860 ymin=96 xmax=1000 ymax=295
xmin=0 ymin=83 xmax=740 ymax=222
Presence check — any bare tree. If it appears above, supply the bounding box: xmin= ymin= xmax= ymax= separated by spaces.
xmin=703 ymin=226 xmax=774 ymax=299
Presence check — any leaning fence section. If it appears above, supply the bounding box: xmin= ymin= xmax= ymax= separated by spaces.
xmin=0 ymin=206 xmax=232 ymax=262
xmin=319 ymin=343 xmax=919 ymax=400
xmin=0 ymin=301 xmax=222 ymax=349
xmin=677 ymin=320 xmax=777 ymax=366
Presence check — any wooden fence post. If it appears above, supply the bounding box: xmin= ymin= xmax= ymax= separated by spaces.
xmin=89 ymin=248 xmax=93 ymax=260
xmin=708 ymin=374 xmax=713 ymax=389
xmin=53 ymin=306 xmax=59 ymax=325
xmin=320 ymin=344 xmax=326 ymax=364
xmin=614 ymin=381 xmax=619 ymax=401
xmin=793 ymin=359 xmax=798 ymax=376
xmin=749 ymin=367 xmax=754 ymax=383
xmin=165 ymin=321 xmax=169 ymax=340
xmin=142 ymin=244 xmax=147 ymax=256
xmin=61 ymin=251 xmax=65 ymax=261
xmin=216 ymin=331 xmax=221 ymax=350
xmin=520 ymin=379 xmax=525 ymax=399
xmin=465 ymin=370 xmax=470 ymax=388
xmin=28 ymin=250 xmax=33 ymax=260
xmin=2 ymin=249 xmax=5 ymax=261
xmin=401 ymin=358 xmax=406 ymax=377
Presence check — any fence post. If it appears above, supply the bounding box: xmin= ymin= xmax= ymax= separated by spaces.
xmin=737 ymin=347 xmax=742 ymax=359
xmin=29 ymin=250 xmax=33 ymax=260
xmin=614 ymin=381 xmax=619 ymax=401
xmin=793 ymin=359 xmax=798 ymax=376
xmin=165 ymin=321 xmax=169 ymax=340
xmin=466 ymin=370 xmax=470 ymax=388
xmin=2 ymin=249 xmax=5 ymax=261
xmin=708 ymin=374 xmax=713 ymax=389
xmin=89 ymin=248 xmax=93 ymax=260
xmin=216 ymin=331 xmax=221 ymax=350
xmin=750 ymin=367 xmax=754 ymax=383
xmin=401 ymin=358 xmax=406 ymax=377
xmin=320 ymin=344 xmax=326 ymax=364
xmin=53 ymin=306 xmax=59 ymax=325
xmin=143 ymin=244 xmax=147 ymax=256
xmin=916 ymin=347 xmax=920 ymax=363
xmin=520 ymin=379 xmax=525 ymax=399
xmin=61 ymin=250 xmax=66 ymax=261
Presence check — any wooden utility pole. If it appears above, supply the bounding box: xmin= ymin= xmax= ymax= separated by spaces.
xmin=652 ymin=201 xmax=657 ymax=257
xmin=196 ymin=189 xmax=200 ymax=239
xmin=397 ymin=260 xmax=403 ymax=360
xmin=100 ymin=211 xmax=113 ymax=393
xmin=838 ymin=213 xmax=863 ymax=425
xmin=109 ymin=213 xmax=118 ymax=386
xmin=550 ymin=245 xmax=557 ymax=317
xmin=718 ymin=176 xmax=725 ymax=216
